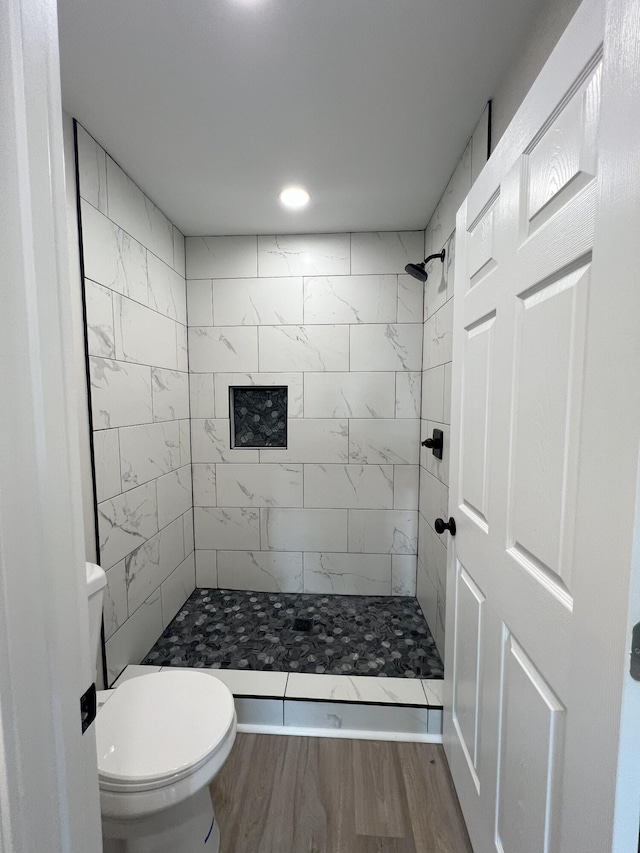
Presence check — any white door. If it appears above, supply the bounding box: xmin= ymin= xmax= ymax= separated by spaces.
xmin=0 ymin=0 xmax=102 ymax=849
xmin=444 ymin=0 xmax=640 ymax=850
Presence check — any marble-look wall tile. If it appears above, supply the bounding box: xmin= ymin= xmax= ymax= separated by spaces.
xmin=114 ymin=294 xmax=179 ymax=370
xmin=259 ymin=325 xmax=349 ymax=372
xmin=304 ymin=371 xmax=395 ymax=419
xmin=350 ymin=324 xmax=422 ymax=372
xmin=392 ymin=555 xmax=417 ymax=596
xmin=152 ymin=368 xmax=189 ymax=422
xmin=173 ymin=227 xmax=186 ymax=277
xmin=160 ymin=553 xmax=195 ymax=628
xmin=217 ymin=550 xmax=303 ymax=593
xmin=156 ymin=465 xmax=192 ymax=529
xmin=89 ymin=357 xmax=152 ymax=429
xmin=76 ymin=124 xmax=107 ymax=213
xmin=194 ymin=507 xmax=260 ymax=550
xmin=425 ymin=298 xmax=454 ymax=369
xmin=176 ymin=324 xmax=188 ymax=373
xmin=348 ymin=419 xmax=420 ymax=465
xmin=422 ymin=366 xmax=445 ymax=422
xmin=443 ymin=362 xmax=452 ymax=424
xmin=421 ymin=517 xmax=448 ymax=597
xmin=395 ymin=372 xmax=422 ymax=419
xmin=192 ymin=463 xmax=217 ymax=506
xmin=424 ymin=232 xmax=454 ymax=319
xmin=183 ymin=508 xmax=195 ymax=555
xmin=283 ymin=699 xmax=429 ymax=734
xmin=213 ymin=277 xmax=303 ymax=326
xmin=303 ymin=275 xmax=397 ymax=324
xmin=260 ymin=508 xmax=348 ymax=552
xmin=419 ymin=470 xmax=449 ymax=536
xmin=125 ymin=516 xmax=185 ymax=614
xmin=119 ymin=422 xmax=181 ymax=491
xmin=98 ymin=481 xmax=158 ymax=570
xmin=105 ymin=591 xmax=163 ymax=686
xmin=147 ymin=253 xmax=187 ymax=324
xmin=257 ymin=234 xmax=350 ymax=277
xmin=81 ymin=201 xmax=148 ymax=305
xmin=304 ymin=553 xmax=391 ymax=595
xmin=103 ymin=560 xmax=127 ymax=640
xmin=259 ymin=419 xmax=348 ymax=464
xmin=106 ymin=156 xmax=174 ymax=267
xmin=195 ymin=550 xmax=218 ymax=587
xmin=393 ymin=465 xmax=420 ymax=510
xmin=185 ymin=235 xmax=258 ymax=279
xmin=348 ymin=510 xmax=418 ymax=555
xmin=190 ymin=374 xmax=215 ymax=419
xmin=303 ymin=464 xmax=393 ymax=509
xmin=213 ymin=372 xmax=303 ymax=419
xmin=417 ymin=564 xmax=438 ymax=641
xmin=216 ymin=463 xmax=303 ymax=508
xmin=93 ymin=428 xmax=121 ymax=503
xmin=191 ymin=419 xmax=259 ymax=464
xmin=179 ymin=419 xmax=191 ymax=467
xmin=186 ymin=280 xmax=213 ymax=326
xmin=397 ymin=274 xmax=424 ymax=323
xmin=85 ymin=279 xmax=115 ymax=358
xmin=350 ymin=231 xmax=423 ymax=275
xmin=188 ymin=326 xmax=259 ymax=373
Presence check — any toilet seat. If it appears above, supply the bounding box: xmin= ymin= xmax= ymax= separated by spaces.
xmin=96 ymin=671 xmax=235 ymax=794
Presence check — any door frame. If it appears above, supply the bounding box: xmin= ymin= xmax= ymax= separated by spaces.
xmin=0 ymin=0 xmax=102 ymax=849
xmin=444 ymin=0 xmax=640 ymax=848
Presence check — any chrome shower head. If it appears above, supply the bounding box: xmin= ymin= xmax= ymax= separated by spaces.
xmin=404 ymin=249 xmax=445 ymax=282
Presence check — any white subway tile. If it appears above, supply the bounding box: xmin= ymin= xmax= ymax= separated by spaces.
xmin=350 ymin=231 xmax=423 ymax=275
xmin=283 ymin=700 xmax=429 ymax=734
xmin=186 ymin=280 xmax=213 ymax=326
xmin=185 ymin=235 xmax=257 ymax=279
xmin=393 ymin=465 xmax=419 ymax=510
xmin=304 ymin=372 xmax=395 ymax=419
xmin=147 ymin=253 xmax=186 ymax=324
xmin=119 ymin=421 xmax=181 ymax=491
xmin=257 ymin=234 xmax=349 ymax=277
xmin=216 ymin=463 xmax=303 ymax=507
xmin=395 ymin=371 xmax=422 ymax=418
xmin=217 ymin=551 xmax=303 ymax=592
xmin=303 ymin=275 xmax=397 ymax=324
xmin=190 ymin=373 xmax=215 ymax=419
xmin=259 ymin=325 xmax=349 ymax=372
xmin=422 ymin=366 xmax=445 ymax=422
xmin=443 ymin=362 xmax=452 ymax=424
xmin=349 ymin=419 xmax=420 ymax=465
xmin=183 ymin=508 xmax=195 ymax=555
xmin=285 ymin=673 xmax=426 ymax=704
xmin=397 ymin=274 xmax=424 ymax=323
xmin=426 ymin=299 xmax=454 ymax=368
xmin=392 ymin=555 xmax=417 ymax=596
xmin=161 ymin=553 xmax=195 ymax=627
xmin=89 ymin=357 xmax=152 ymax=430
xmin=192 ymin=463 xmax=217 ymax=506
xmin=176 ymin=324 xmax=188 ymax=372
xmin=173 ymin=227 xmax=186 ymax=276
xmin=348 ymin=510 xmax=418 ymax=555
xmin=188 ymin=326 xmax=258 ymax=373
xmin=213 ymin=277 xmax=303 ymax=325
xmin=125 ymin=517 xmax=185 ymax=614
xmin=260 ymin=508 xmax=348 ymax=552
xmin=195 ymin=550 xmax=217 ymax=587
xmin=419 ymin=470 xmax=449 ymax=535
xmin=103 ymin=560 xmax=127 ymax=640
xmin=114 ymin=294 xmax=178 ymax=370
xmin=304 ymin=553 xmax=391 ymax=595
xmin=303 ymin=464 xmax=393 ymax=509
xmin=194 ymin=507 xmax=260 ymax=550
xmin=191 ymin=419 xmax=259 ymax=464
xmin=105 ymin=591 xmax=163 ymax=686
xmin=350 ymin=324 xmax=422 ymax=372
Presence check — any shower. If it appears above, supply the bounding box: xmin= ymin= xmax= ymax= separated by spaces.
xmin=404 ymin=248 xmax=445 ymax=282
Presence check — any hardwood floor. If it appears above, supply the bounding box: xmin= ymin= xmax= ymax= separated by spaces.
xmin=211 ymin=734 xmax=472 ymax=853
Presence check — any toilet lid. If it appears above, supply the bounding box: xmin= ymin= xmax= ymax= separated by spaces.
xmin=96 ymin=671 xmax=235 ymax=790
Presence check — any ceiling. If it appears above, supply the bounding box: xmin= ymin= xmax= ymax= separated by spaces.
xmin=57 ymin=0 xmax=541 ymax=236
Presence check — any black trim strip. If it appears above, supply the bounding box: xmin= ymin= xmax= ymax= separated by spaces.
xmin=487 ymin=98 xmax=493 ymax=158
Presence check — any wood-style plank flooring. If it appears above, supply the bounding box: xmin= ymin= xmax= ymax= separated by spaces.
xmin=210 ymin=734 xmax=472 ymax=853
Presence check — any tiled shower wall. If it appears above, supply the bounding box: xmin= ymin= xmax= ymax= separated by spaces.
xmin=416 ymin=108 xmax=489 ymax=658
xmin=76 ymin=125 xmax=195 ymax=684
xmin=185 ymin=232 xmax=425 ymax=596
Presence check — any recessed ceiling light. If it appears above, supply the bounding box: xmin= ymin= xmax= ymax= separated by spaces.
xmin=279 ymin=186 xmax=310 ymax=209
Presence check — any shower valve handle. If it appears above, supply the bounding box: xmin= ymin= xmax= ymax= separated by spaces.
xmin=435 ymin=517 xmax=456 ymax=537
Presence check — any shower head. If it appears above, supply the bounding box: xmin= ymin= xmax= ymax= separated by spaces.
xmin=404 ymin=249 xmax=445 ymax=282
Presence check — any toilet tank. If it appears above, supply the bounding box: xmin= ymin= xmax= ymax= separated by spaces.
xmin=86 ymin=561 xmax=107 ymax=679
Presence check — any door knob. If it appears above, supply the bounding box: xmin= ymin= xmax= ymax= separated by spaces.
xmin=435 ymin=517 xmax=456 ymax=536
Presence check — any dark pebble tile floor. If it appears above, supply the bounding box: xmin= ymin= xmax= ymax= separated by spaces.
xmin=142 ymin=588 xmax=444 ymax=679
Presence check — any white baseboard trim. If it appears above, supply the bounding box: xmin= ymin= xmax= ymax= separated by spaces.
xmin=236 ymin=722 xmax=443 ymax=743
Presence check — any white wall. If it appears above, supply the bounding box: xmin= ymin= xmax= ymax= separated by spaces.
xmin=76 ymin=125 xmax=194 ymax=684
xmin=186 ymin=233 xmax=424 ymax=597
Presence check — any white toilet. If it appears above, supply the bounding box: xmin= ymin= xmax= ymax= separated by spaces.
xmin=86 ymin=563 xmax=237 ymax=852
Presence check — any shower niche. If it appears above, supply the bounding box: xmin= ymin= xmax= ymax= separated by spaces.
xmin=230 ymin=386 xmax=288 ymax=448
